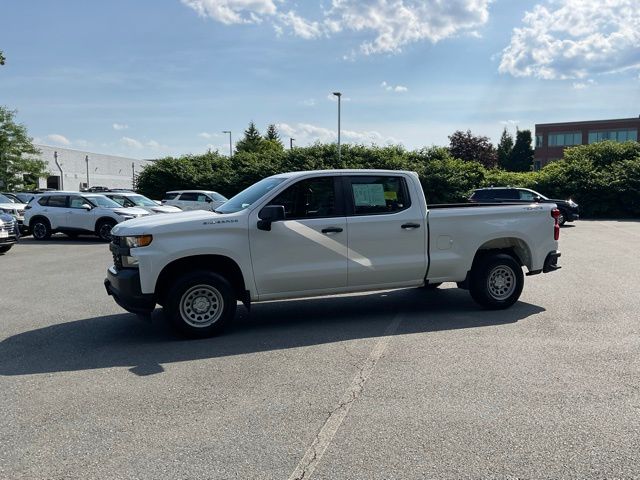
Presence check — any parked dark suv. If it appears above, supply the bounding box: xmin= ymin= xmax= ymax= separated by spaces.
xmin=469 ymin=187 xmax=579 ymax=226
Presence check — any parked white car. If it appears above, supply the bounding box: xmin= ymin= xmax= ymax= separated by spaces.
xmin=0 ymin=193 xmax=28 ymax=234
xmin=106 ymin=169 xmax=562 ymax=338
xmin=24 ymin=192 xmax=151 ymax=241
xmin=103 ymin=192 xmax=182 ymax=214
xmin=161 ymin=190 xmax=227 ymax=212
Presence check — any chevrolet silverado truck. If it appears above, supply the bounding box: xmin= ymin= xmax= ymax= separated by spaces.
xmin=105 ymin=169 xmax=562 ymax=337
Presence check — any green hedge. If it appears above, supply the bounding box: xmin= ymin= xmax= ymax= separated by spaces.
xmin=136 ymin=141 xmax=640 ymax=218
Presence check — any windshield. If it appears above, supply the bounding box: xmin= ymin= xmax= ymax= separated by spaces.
xmin=127 ymin=194 xmax=158 ymax=207
xmin=216 ymin=177 xmax=287 ymax=214
xmin=0 ymin=194 xmax=15 ymax=203
xmin=86 ymin=195 xmax=122 ymax=208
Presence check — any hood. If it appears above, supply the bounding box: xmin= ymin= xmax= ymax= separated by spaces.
xmin=113 ymin=207 xmax=150 ymax=216
xmin=0 ymin=202 xmax=26 ymax=211
xmin=150 ymin=205 xmax=182 ymax=213
xmin=112 ymin=209 xmax=224 ymax=236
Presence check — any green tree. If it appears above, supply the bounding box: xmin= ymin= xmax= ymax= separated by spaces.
xmin=0 ymin=106 xmax=47 ymax=190
xmin=0 ymin=50 xmax=5 ymax=65
xmin=235 ymin=121 xmax=263 ymax=154
xmin=496 ymin=127 xmax=514 ymax=169
xmin=264 ymin=124 xmax=283 ymax=147
xmin=448 ymin=130 xmax=497 ymax=168
xmin=508 ymin=129 xmax=534 ymax=172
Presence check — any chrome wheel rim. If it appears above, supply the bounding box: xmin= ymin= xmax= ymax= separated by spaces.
xmin=99 ymin=223 xmax=113 ymax=240
xmin=487 ymin=265 xmax=516 ymax=300
xmin=179 ymin=284 xmax=224 ymax=328
xmin=33 ymin=223 xmax=47 ymax=239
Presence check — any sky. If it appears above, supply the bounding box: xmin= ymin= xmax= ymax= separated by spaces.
xmin=1 ymin=0 xmax=639 ymax=159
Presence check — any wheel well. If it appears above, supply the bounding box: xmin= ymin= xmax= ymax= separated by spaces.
xmin=29 ymin=215 xmax=50 ymax=228
xmin=155 ymin=255 xmax=247 ymax=306
xmin=95 ymin=216 xmax=116 ymax=231
xmin=473 ymin=237 xmax=532 ymax=270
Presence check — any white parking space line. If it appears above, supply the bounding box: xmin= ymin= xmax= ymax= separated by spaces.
xmin=288 ymin=312 xmax=404 ymax=480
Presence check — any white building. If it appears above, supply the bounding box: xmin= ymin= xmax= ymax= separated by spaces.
xmin=35 ymin=145 xmax=154 ymax=191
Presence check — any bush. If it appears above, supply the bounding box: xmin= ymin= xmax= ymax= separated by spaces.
xmin=136 ymin=141 xmax=640 ymax=218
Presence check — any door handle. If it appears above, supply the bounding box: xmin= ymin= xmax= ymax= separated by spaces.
xmin=321 ymin=227 xmax=343 ymax=234
xmin=401 ymin=223 xmax=421 ymax=229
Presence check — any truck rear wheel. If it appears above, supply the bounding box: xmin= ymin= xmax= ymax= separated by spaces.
xmin=164 ymin=271 xmax=236 ymax=338
xmin=469 ymin=253 xmax=523 ymax=309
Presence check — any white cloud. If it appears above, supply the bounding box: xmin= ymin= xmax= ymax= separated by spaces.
xmin=112 ymin=123 xmax=128 ymax=131
xmin=300 ymin=98 xmax=316 ymax=107
xmin=573 ymin=79 xmax=597 ymax=89
xmin=499 ymin=0 xmax=640 ymax=80
xmin=276 ymin=122 xmax=397 ymax=145
xmin=500 ymin=119 xmax=520 ymax=126
xmin=278 ymin=11 xmax=322 ymax=39
xmin=181 ymin=0 xmax=277 ymax=24
xmin=181 ymin=0 xmax=492 ymax=56
xmin=381 ymin=81 xmax=408 ymax=92
xmin=198 ymin=132 xmax=212 ymax=139
xmin=120 ymin=136 xmax=143 ymax=149
xmin=46 ymin=134 xmax=71 ymax=146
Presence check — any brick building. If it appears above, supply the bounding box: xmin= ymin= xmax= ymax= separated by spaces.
xmin=534 ymin=116 xmax=640 ymax=169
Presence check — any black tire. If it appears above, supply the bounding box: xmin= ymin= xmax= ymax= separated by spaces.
xmin=423 ymin=282 xmax=442 ymax=290
xmin=0 ymin=245 xmax=12 ymax=253
xmin=163 ymin=271 xmax=236 ymax=338
xmin=96 ymin=219 xmax=116 ymax=242
xmin=31 ymin=218 xmax=51 ymax=240
xmin=469 ymin=253 xmax=524 ymax=309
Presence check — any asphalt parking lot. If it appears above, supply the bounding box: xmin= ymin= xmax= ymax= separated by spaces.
xmin=1 ymin=221 xmax=639 ymax=479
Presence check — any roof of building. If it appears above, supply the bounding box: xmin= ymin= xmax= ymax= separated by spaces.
xmin=535 ymin=117 xmax=640 ymax=128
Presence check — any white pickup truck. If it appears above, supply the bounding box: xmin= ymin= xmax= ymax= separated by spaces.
xmin=105 ymin=169 xmax=561 ymax=337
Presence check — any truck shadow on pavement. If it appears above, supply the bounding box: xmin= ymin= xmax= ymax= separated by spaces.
xmin=0 ymin=287 xmax=545 ymax=377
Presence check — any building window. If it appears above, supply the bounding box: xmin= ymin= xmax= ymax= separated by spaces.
xmin=548 ymin=132 xmax=582 ymax=147
xmin=535 ymin=135 xmax=543 ymax=148
xmin=588 ymin=129 xmax=638 ymax=144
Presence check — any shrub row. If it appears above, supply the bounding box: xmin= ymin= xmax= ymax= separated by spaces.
xmin=136 ymin=141 xmax=640 ymax=218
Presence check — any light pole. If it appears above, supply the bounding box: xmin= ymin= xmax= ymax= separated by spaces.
xmin=222 ymin=130 xmax=232 ymax=157
xmin=290 ymin=137 xmax=295 ymax=150
xmin=54 ymin=151 xmax=64 ymax=190
xmin=332 ymin=92 xmax=342 ymax=165
xmin=131 ymin=162 xmax=135 ymax=189
xmin=85 ymin=155 xmax=89 ymax=189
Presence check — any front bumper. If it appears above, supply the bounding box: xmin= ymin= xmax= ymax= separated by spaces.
xmin=104 ymin=267 xmax=155 ymax=315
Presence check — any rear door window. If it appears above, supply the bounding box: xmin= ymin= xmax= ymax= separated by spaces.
xmin=179 ymin=192 xmax=198 ymax=202
xmin=163 ymin=192 xmax=179 ymax=200
xmin=46 ymin=195 xmax=67 ymax=207
xmin=491 ymin=189 xmax=517 ymax=200
xmin=347 ymin=176 xmax=410 ymax=215
xmin=518 ymin=190 xmax=536 ymax=201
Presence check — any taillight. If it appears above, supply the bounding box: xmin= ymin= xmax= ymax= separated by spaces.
xmin=551 ymin=208 xmax=560 ymax=240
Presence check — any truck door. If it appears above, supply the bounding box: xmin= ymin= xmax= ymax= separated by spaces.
xmin=249 ymin=176 xmax=348 ymax=296
xmin=344 ymin=175 xmax=426 ymax=287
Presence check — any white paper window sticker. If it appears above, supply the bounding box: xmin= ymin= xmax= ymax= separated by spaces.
xmin=353 ymin=184 xmax=387 ymax=207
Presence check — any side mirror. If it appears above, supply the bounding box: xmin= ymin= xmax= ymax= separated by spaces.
xmin=534 ymin=196 xmax=542 ymax=203
xmin=257 ymin=205 xmax=285 ymax=231
xmin=82 ymin=203 xmax=93 ymax=210
xmin=205 ymin=197 xmax=213 ymax=203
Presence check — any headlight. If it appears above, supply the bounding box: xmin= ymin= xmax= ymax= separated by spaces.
xmin=123 ymin=235 xmax=153 ymax=248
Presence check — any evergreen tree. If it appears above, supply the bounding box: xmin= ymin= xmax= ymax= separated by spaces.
xmin=0 ymin=50 xmax=5 ymax=65
xmin=497 ymin=127 xmax=514 ymax=170
xmin=509 ymin=129 xmax=534 ymax=172
xmin=235 ymin=121 xmax=263 ymax=154
xmin=0 ymin=106 xmax=47 ymax=190
xmin=264 ymin=124 xmax=282 ymax=145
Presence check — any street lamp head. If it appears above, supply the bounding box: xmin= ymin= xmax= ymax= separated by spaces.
xmin=222 ymin=130 xmax=231 ymax=134
xmin=332 ymin=92 xmax=342 ymax=97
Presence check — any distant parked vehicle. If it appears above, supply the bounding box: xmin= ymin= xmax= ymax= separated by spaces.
xmin=0 ymin=212 xmax=18 ymax=253
xmin=8 ymin=192 xmax=35 ymax=204
xmin=81 ymin=186 xmax=110 ymax=192
xmin=0 ymin=193 xmax=29 ymax=234
xmin=24 ymin=192 xmax=151 ymax=241
xmin=469 ymin=187 xmax=579 ymax=226
xmin=103 ymin=192 xmax=182 ymax=214
xmin=161 ymin=190 xmax=228 ymax=212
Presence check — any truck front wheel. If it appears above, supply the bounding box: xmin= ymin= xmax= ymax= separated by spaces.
xmin=469 ymin=253 xmax=524 ymax=309
xmin=164 ymin=271 xmax=236 ymax=338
